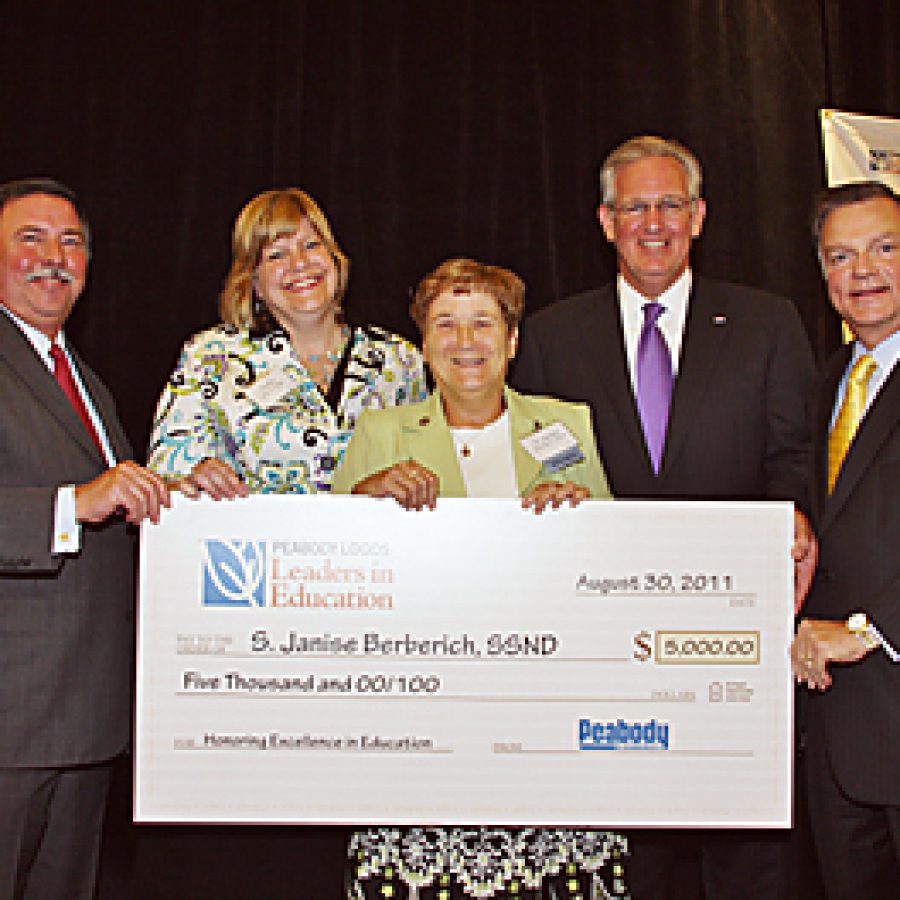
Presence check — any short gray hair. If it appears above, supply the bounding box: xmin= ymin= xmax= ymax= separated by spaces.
xmin=600 ymin=135 xmax=702 ymax=206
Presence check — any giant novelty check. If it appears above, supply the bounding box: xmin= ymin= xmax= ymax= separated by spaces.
xmin=136 ymin=496 xmax=793 ymax=827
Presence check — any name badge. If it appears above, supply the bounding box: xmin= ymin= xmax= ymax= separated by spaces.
xmin=520 ymin=422 xmax=584 ymax=473
xmin=245 ymin=370 xmax=297 ymax=409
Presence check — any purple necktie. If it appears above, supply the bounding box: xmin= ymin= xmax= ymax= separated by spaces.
xmin=636 ymin=301 xmax=673 ymax=473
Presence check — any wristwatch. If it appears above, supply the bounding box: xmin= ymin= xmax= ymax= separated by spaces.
xmin=847 ymin=612 xmax=882 ymax=650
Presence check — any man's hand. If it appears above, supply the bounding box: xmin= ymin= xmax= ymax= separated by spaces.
xmin=351 ymin=461 xmax=440 ymax=510
xmin=75 ymin=462 xmax=172 ymax=525
xmin=792 ymin=508 xmax=818 ymax=614
xmin=790 ymin=618 xmax=871 ymax=691
xmin=176 ymin=458 xmax=249 ymax=500
xmin=521 ymin=481 xmax=590 ymax=514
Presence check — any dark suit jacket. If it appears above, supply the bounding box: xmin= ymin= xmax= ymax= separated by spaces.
xmin=0 ymin=311 xmax=134 ymax=768
xmin=804 ymin=345 xmax=899 ymax=806
xmin=514 ymin=277 xmax=815 ymax=506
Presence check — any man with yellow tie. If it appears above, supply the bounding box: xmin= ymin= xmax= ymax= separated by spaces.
xmin=791 ymin=181 xmax=900 ymax=898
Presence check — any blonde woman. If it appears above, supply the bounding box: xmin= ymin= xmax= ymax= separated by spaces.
xmin=149 ymin=189 xmax=425 ymax=494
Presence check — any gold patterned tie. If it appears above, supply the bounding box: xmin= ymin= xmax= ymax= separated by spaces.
xmin=827 ymin=354 xmax=877 ymax=493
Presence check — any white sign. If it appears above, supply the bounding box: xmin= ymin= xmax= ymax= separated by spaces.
xmin=136 ymin=495 xmax=793 ymax=828
xmin=820 ymin=108 xmax=900 ymax=190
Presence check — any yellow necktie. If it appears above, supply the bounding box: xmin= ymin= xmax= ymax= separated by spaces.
xmin=827 ymin=354 xmax=877 ymax=492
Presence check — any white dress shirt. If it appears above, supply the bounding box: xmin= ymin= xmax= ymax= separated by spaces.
xmin=617 ymin=269 xmax=692 ymax=391
xmin=450 ymin=411 xmax=519 ymax=498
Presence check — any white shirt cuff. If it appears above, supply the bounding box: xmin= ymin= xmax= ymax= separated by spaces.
xmin=53 ymin=485 xmax=82 ymax=554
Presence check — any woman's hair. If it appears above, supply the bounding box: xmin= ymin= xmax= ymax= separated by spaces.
xmin=410 ymin=257 xmax=525 ymax=332
xmin=219 ymin=189 xmax=349 ymax=330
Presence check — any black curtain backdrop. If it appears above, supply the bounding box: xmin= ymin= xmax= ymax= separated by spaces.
xmin=2 ymin=1 xmax=898 ymax=897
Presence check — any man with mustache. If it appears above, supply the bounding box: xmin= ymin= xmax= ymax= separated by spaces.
xmin=0 ymin=178 xmax=170 ymax=898
xmin=514 ymin=135 xmax=817 ymax=898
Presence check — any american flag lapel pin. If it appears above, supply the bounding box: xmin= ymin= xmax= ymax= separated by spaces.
xmin=712 ymin=314 xmax=727 ymax=326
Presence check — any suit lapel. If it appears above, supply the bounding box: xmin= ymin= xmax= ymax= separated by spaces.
xmin=811 ymin=348 xmax=848 ymax=524
xmin=399 ymin=393 xmax=467 ymax=496
xmin=506 ymin=389 xmax=545 ymax=495
xmin=820 ymin=358 xmax=900 ymax=532
xmin=400 ymin=390 xmax=551 ymax=498
xmin=0 ymin=314 xmax=105 ymax=463
xmin=69 ymin=347 xmax=130 ymax=462
xmin=662 ymin=279 xmax=731 ymax=477
xmin=576 ymin=285 xmax=650 ymax=466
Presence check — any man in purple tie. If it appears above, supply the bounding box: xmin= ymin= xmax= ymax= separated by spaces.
xmin=0 ymin=178 xmax=171 ymax=898
xmin=514 ymin=135 xmax=817 ymax=899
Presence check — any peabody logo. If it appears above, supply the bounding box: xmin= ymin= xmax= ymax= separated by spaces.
xmin=578 ymin=717 xmax=670 ymax=751
xmin=201 ymin=539 xmax=266 ymax=607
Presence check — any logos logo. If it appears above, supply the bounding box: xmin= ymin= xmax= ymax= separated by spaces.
xmin=201 ymin=539 xmax=266 ymax=607
xmin=578 ymin=717 xmax=670 ymax=751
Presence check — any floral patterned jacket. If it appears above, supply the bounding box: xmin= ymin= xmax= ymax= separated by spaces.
xmin=148 ymin=323 xmax=426 ymax=493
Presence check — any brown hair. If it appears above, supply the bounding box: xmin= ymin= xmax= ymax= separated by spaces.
xmin=811 ymin=181 xmax=900 ymax=249
xmin=0 ymin=177 xmax=91 ymax=258
xmin=219 ymin=189 xmax=349 ymax=329
xmin=410 ymin=257 xmax=524 ymax=333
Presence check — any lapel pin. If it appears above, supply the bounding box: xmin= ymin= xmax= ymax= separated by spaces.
xmin=712 ymin=315 xmax=727 ymax=325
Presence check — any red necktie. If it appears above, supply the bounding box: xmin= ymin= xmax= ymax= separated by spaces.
xmin=50 ymin=344 xmax=105 ymax=456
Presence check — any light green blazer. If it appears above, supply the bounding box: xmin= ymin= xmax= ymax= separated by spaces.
xmin=332 ymin=386 xmax=611 ymax=499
